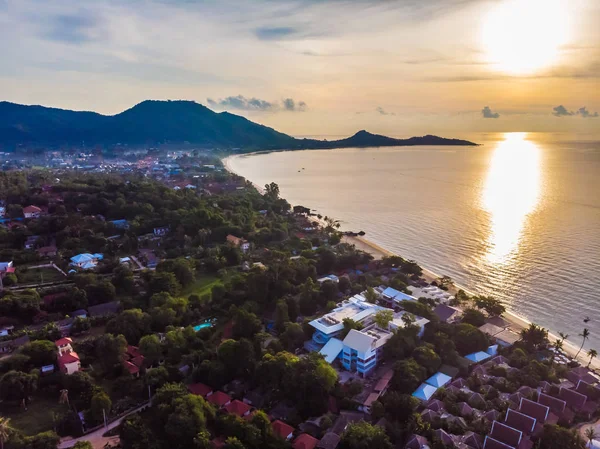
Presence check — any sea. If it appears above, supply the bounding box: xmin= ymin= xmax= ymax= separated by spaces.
xmin=226 ymin=133 xmax=600 ymax=352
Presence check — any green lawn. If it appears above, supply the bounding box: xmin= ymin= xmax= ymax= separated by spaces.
xmin=181 ymin=275 xmax=222 ymax=298
xmin=0 ymin=395 xmax=70 ymax=436
xmin=18 ymin=266 xmax=65 ymax=284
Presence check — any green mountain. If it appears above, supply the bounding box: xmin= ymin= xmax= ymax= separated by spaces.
xmin=0 ymin=100 xmax=477 ymax=150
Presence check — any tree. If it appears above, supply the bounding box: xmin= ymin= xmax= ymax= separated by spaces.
xmin=88 ymin=391 xmax=112 ymax=426
xmin=165 ymin=395 xmax=214 ymax=449
xmin=520 ymin=323 xmax=549 ymax=351
xmin=64 ymin=371 xmax=96 ymax=407
xmin=462 ymin=308 xmax=486 ymax=327
xmin=575 ymin=328 xmax=590 ymax=359
xmin=274 ymin=300 xmax=290 ymax=334
xmin=0 ymin=417 xmax=12 ymax=449
xmin=71 ymin=317 xmax=91 ymax=335
xmin=587 ymin=349 xmax=598 ymax=368
xmin=145 ymin=366 xmax=169 ymax=389
xmin=280 ymin=323 xmax=305 ymax=351
xmin=373 ymin=310 xmax=393 ymax=330
xmin=364 ymin=286 xmax=378 ymax=303
xmin=72 ymin=441 xmax=93 ymax=449
xmin=148 ymin=271 xmax=181 ymax=296
xmin=139 ymin=334 xmax=163 ymax=365
xmin=339 ymin=421 xmax=392 ymax=449
xmin=223 ymin=437 xmax=246 ymax=449
xmin=412 ymin=345 xmax=442 ymax=375
xmin=120 ymin=414 xmax=157 ymax=449
xmin=95 ymin=333 xmax=127 ymax=373
xmin=85 ymin=281 xmax=117 ymax=306
xmin=382 ymin=392 xmax=419 ymax=423
xmin=0 ymin=371 xmax=38 ymax=404
xmin=264 ymin=182 xmax=280 ymax=200
xmin=19 ymin=340 xmax=56 ymax=367
xmin=454 ymin=323 xmax=489 ymax=355
xmin=391 ymin=358 xmax=426 ymax=394
xmin=585 ymin=428 xmax=597 ymax=449
xmin=106 ymin=309 xmax=152 ymax=344
xmin=232 ymin=309 xmax=262 ymax=339
xmin=538 ymin=424 xmax=585 ymax=449
xmin=473 ymin=296 xmax=506 ymax=317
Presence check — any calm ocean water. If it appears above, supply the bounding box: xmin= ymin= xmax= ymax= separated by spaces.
xmin=228 ymin=133 xmax=600 ymax=351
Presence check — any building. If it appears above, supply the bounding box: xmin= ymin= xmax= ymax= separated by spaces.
xmin=109 ymin=219 xmax=130 ymax=229
xmin=88 ymin=301 xmax=121 ymax=317
xmin=272 ymin=420 xmax=295 ymax=440
xmin=341 ymin=327 xmax=392 ymax=376
xmin=294 ymin=434 xmax=319 ymax=449
xmin=23 ymin=205 xmax=42 ymax=219
xmin=207 ymin=391 xmax=232 ymax=407
xmin=188 ymin=383 xmax=214 ymax=398
xmin=379 ymin=287 xmax=417 ymax=308
xmin=153 ymin=226 xmax=170 ymax=236
xmin=37 ymin=246 xmax=58 ymax=258
xmin=123 ymin=345 xmax=145 ymax=377
xmin=0 ymin=261 xmax=14 ymax=273
xmin=0 ymin=206 xmax=5 ymax=218
xmin=223 ymin=400 xmax=252 ymax=417
xmin=317 ymin=275 xmax=339 ymax=284
xmin=55 ymin=337 xmax=74 ymax=355
xmin=70 ymin=253 xmax=103 ymax=269
xmin=58 ymin=351 xmax=81 ymax=375
xmin=226 ymin=234 xmax=250 ymax=252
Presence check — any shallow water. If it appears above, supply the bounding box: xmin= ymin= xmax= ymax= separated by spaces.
xmin=228 ymin=133 xmax=600 ymax=351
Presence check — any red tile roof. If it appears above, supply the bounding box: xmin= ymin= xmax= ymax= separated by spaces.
xmin=124 ymin=360 xmax=140 ymax=375
xmin=58 ymin=351 xmax=80 ymax=368
xmin=207 ymin=391 xmax=231 ymax=407
xmin=272 ymin=420 xmax=295 ymax=439
xmin=490 ymin=421 xmax=522 ymax=448
xmin=23 ymin=205 xmax=42 ymax=214
xmin=518 ymin=398 xmax=549 ymax=423
xmin=188 ymin=383 xmax=213 ymax=397
xmin=223 ymin=400 xmax=251 ymax=417
xmin=293 ymin=433 xmax=319 ymax=449
xmin=126 ymin=345 xmax=142 ymax=359
xmin=559 ymin=387 xmax=587 ymax=410
xmin=505 ymin=409 xmax=536 ymax=434
xmin=537 ymin=393 xmax=566 ymax=414
xmin=55 ymin=337 xmax=73 ymax=347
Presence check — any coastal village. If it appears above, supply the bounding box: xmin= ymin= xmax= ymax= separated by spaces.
xmin=0 ymin=153 xmax=599 ymax=449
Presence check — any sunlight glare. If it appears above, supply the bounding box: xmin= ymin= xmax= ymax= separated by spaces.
xmin=482 ymin=0 xmax=569 ymax=74
xmin=482 ymin=133 xmax=541 ymax=265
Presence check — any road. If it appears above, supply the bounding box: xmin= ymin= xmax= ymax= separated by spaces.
xmin=58 ymin=402 xmax=150 ymax=449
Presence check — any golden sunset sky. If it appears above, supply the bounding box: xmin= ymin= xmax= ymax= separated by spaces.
xmin=1 ymin=0 xmax=598 ymax=137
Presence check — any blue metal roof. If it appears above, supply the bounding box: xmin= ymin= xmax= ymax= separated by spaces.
xmin=425 ymin=372 xmax=452 ymax=388
xmin=465 ymin=351 xmax=492 ymax=363
xmin=412 ymin=383 xmax=438 ymax=401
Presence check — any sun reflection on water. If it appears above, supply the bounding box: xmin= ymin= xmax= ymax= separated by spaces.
xmin=482 ymin=133 xmax=542 ymax=265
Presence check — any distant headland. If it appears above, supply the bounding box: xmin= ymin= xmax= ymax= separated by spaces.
xmin=0 ymin=100 xmax=478 ymax=151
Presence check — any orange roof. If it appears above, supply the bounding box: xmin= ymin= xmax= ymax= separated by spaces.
xmin=55 ymin=337 xmax=73 ymax=347
xmin=293 ymin=433 xmax=319 ymax=449
xmin=188 ymin=383 xmax=213 ymax=397
xmin=272 ymin=420 xmax=295 ymax=439
xmin=223 ymin=400 xmax=251 ymax=416
xmin=207 ymin=391 xmax=231 ymax=407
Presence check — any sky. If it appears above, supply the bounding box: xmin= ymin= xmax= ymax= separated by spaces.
xmin=0 ymin=0 xmax=599 ymax=138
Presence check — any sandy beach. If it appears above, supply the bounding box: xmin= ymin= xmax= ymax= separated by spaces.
xmin=342 ymin=235 xmax=600 ymax=371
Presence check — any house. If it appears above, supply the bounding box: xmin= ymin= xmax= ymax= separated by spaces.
xmin=207 ymin=391 xmax=232 ymax=407
xmin=109 ymin=219 xmax=130 ymax=230
xmin=294 ymin=434 xmax=319 ymax=449
xmin=433 ymin=304 xmax=461 ymax=323
xmin=226 ymin=234 xmax=250 ymax=252
xmin=24 ymin=235 xmax=40 ymax=250
xmin=379 ymin=287 xmax=416 ymax=307
xmin=37 ymin=246 xmax=58 ymax=258
xmin=0 ymin=261 xmax=13 ymax=273
xmin=504 ymin=409 xmax=537 ymax=435
xmin=88 ymin=301 xmax=121 ymax=317
xmin=317 ymin=275 xmax=339 ymax=284
xmin=404 ymin=434 xmax=430 ymax=449
xmin=23 ymin=205 xmax=42 ymax=219
xmin=58 ymin=351 xmax=81 ymax=375
xmin=486 ymin=421 xmax=531 ymax=449
xmin=243 ymin=389 xmax=266 ymax=408
xmin=330 ymin=412 xmax=365 ymax=436
xmin=316 ymin=433 xmax=340 ymax=449
xmin=223 ymin=400 xmax=252 ymax=417
xmin=70 ymin=253 xmax=103 ymax=269
xmin=413 ymin=383 xmax=438 ymax=401
xmin=188 ymin=383 xmax=214 ymax=398
xmin=272 ymin=420 xmax=295 ymax=440
xmin=55 ymin=337 xmax=74 ymax=355
xmin=425 ymin=372 xmax=452 ymax=388
xmin=0 ymin=206 xmax=5 ymax=218
xmin=123 ymin=345 xmax=145 ymax=377
xmin=153 ymin=226 xmax=170 ymax=237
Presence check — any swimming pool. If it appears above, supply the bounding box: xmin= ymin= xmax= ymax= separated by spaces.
xmin=193 ymin=321 xmax=213 ymax=332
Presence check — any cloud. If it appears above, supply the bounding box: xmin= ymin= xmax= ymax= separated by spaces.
xmin=283 ymin=98 xmax=306 ymax=111
xmin=376 ymin=106 xmax=395 ymax=116
xmin=482 ymin=106 xmax=500 ymax=119
xmin=576 ymin=107 xmax=599 ymax=118
xmin=207 ymin=95 xmax=306 ymax=112
xmin=552 ymin=105 xmax=574 ymax=116
xmin=43 ymin=12 xmax=99 ymax=44
xmin=255 ymin=26 xmax=298 ymax=41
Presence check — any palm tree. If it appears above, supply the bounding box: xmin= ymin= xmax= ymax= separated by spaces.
xmin=558 ymin=332 xmax=569 ymax=344
xmin=585 ymin=427 xmax=597 ymax=448
xmin=0 ymin=417 xmax=12 ymax=449
xmin=587 ymin=349 xmax=598 ymax=368
xmin=576 ymin=328 xmax=591 ymax=359
xmin=551 ymin=339 xmax=563 ymax=364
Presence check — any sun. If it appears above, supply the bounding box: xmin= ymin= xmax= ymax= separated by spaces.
xmin=482 ymin=0 xmax=569 ymax=75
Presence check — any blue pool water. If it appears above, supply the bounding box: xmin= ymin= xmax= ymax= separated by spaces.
xmin=193 ymin=322 xmax=213 ymax=332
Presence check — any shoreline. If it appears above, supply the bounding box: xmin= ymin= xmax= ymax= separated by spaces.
xmin=222 ymin=156 xmax=599 ymax=371
xmin=342 ymin=235 xmax=599 ymax=370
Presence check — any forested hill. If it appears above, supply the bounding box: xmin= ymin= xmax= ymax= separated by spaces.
xmin=0 ymin=100 xmax=477 ymax=150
